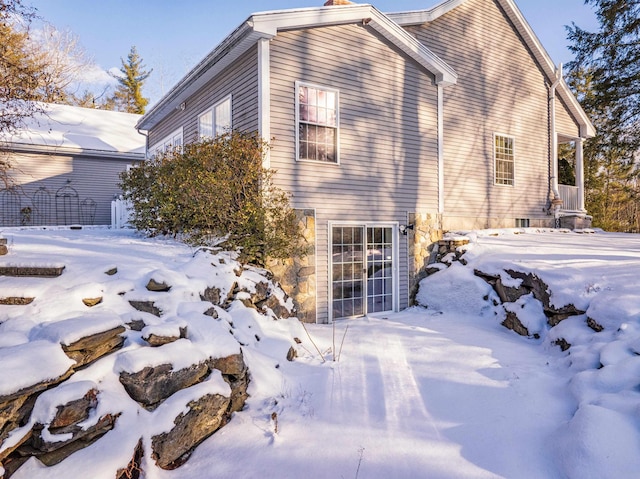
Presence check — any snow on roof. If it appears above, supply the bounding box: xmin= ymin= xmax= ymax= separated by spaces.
xmin=4 ymin=103 xmax=145 ymax=157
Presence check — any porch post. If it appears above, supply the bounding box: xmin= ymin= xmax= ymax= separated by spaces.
xmin=576 ymin=137 xmax=586 ymax=212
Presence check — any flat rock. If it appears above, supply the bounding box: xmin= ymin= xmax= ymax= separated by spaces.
xmin=144 ymin=327 xmax=187 ymax=347
xmin=82 ymin=297 xmax=103 ymax=307
xmin=146 ymin=279 xmax=171 ymax=292
xmin=62 ymin=326 xmax=126 ymax=368
xmin=32 ymin=413 xmax=118 ymax=465
xmin=209 ymin=353 xmax=247 ymax=378
xmin=119 ymin=362 xmax=210 ymax=409
xmin=151 ymin=393 xmax=230 ymax=470
xmin=129 ymin=300 xmax=162 ymax=317
xmin=258 ymin=294 xmax=293 ymax=319
xmin=501 ymin=310 xmax=530 ymax=337
xmin=0 ymin=297 xmax=34 ymax=305
xmin=49 ymin=389 xmax=98 ymax=434
xmin=0 ymin=265 xmax=65 ymax=277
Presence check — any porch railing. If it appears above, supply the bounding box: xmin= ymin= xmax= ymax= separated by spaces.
xmin=558 ymin=184 xmax=579 ymax=211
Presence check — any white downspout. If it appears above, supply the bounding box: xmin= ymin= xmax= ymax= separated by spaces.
xmin=437 ymin=84 xmax=444 ymax=214
xmin=136 ymin=128 xmax=149 ymax=159
xmin=549 ymin=63 xmax=563 ymax=224
xmin=257 ymin=38 xmax=271 ymax=169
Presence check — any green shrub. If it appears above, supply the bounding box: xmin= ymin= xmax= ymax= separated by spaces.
xmin=120 ymin=131 xmax=299 ymax=265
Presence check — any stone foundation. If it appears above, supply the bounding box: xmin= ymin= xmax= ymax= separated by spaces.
xmin=266 ymin=209 xmax=317 ymax=323
xmin=408 ymin=212 xmax=443 ymax=304
xmin=441 ymin=215 xmax=553 ymax=230
xmin=559 ymin=214 xmax=592 ymax=229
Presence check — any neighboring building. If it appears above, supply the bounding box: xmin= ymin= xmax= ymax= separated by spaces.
xmin=136 ymin=0 xmax=595 ymax=323
xmin=1 ymin=103 xmax=145 ymax=227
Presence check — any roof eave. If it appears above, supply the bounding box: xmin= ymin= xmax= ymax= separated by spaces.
xmin=495 ymin=0 xmax=595 ymax=137
xmin=137 ymin=4 xmax=457 ymax=131
xmin=251 ymin=4 xmax=456 ymax=84
xmin=389 ymin=0 xmax=595 ymax=138
xmin=386 ymin=0 xmax=467 ymax=25
xmin=137 ymin=21 xmax=264 ymax=131
xmin=3 ymin=142 xmax=146 ymax=160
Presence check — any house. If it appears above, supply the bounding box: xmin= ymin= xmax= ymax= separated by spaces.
xmin=0 ymin=103 xmax=145 ymax=227
xmin=136 ymin=0 xmax=595 ymax=323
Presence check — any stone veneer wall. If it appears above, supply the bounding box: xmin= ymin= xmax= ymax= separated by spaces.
xmin=408 ymin=212 xmax=443 ymax=305
xmin=559 ymin=214 xmax=593 ymax=229
xmin=441 ymin=216 xmax=553 ymax=230
xmin=266 ymin=209 xmax=317 ymax=323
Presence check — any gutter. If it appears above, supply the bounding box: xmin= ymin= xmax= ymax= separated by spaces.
xmin=3 ymin=142 xmax=145 ymax=161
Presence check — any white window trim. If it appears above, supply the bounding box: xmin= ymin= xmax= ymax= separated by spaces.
xmin=198 ymin=94 xmax=232 ymax=139
xmin=149 ymin=127 xmax=183 ymax=158
xmin=295 ymin=81 xmax=340 ymax=165
xmin=493 ymin=132 xmax=515 ymax=187
xmin=327 ymin=221 xmax=400 ymax=324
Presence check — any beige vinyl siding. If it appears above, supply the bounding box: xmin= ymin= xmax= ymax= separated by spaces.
xmin=6 ymin=152 xmax=133 ymax=225
xmin=555 ymin=97 xmax=580 ymax=138
xmin=269 ymin=24 xmax=439 ymax=322
xmin=405 ymin=0 xmax=582 ymax=227
xmin=148 ymin=47 xmax=259 ymax=149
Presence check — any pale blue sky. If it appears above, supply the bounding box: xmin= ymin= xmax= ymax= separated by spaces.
xmin=26 ymin=0 xmax=598 ymax=106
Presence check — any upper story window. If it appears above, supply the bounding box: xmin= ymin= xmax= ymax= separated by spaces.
xmin=296 ymin=82 xmax=339 ymax=163
xmin=199 ymin=96 xmax=232 ymax=139
xmin=494 ymin=134 xmax=515 ymax=186
xmin=150 ymin=128 xmax=183 ymax=157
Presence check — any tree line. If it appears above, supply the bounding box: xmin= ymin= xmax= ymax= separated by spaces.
xmin=566 ymin=0 xmax=640 ymax=232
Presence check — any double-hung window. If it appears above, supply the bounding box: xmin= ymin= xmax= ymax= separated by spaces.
xmin=296 ymin=82 xmax=339 ymax=163
xmin=198 ymin=96 xmax=232 ymax=139
xmin=149 ymin=128 xmax=183 ymax=157
xmin=494 ymin=134 xmax=515 ymax=186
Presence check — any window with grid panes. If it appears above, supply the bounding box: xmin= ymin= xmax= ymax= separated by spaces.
xmin=297 ymin=83 xmax=338 ymax=163
xmin=495 ymin=134 xmax=514 ymax=185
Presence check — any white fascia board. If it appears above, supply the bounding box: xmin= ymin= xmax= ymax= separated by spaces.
xmin=368 ymin=10 xmax=457 ymax=86
xmin=137 ymin=22 xmax=269 ymax=131
xmin=250 ymin=4 xmax=375 ymax=35
xmin=138 ymin=3 xmax=458 ymax=131
xmin=495 ymin=0 xmax=595 ymax=137
xmin=251 ymin=4 xmax=457 ymax=86
xmin=5 ymin=142 xmax=146 ymax=161
xmin=390 ymin=0 xmax=594 ymax=137
xmin=386 ymin=0 xmax=468 ymax=25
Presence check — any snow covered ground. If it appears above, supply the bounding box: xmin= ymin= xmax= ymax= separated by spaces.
xmin=0 ymin=227 xmax=639 ymax=478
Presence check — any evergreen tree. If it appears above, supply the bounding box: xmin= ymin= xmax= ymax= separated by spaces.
xmin=566 ymin=0 xmax=640 ymax=232
xmin=111 ymin=46 xmax=152 ymax=114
